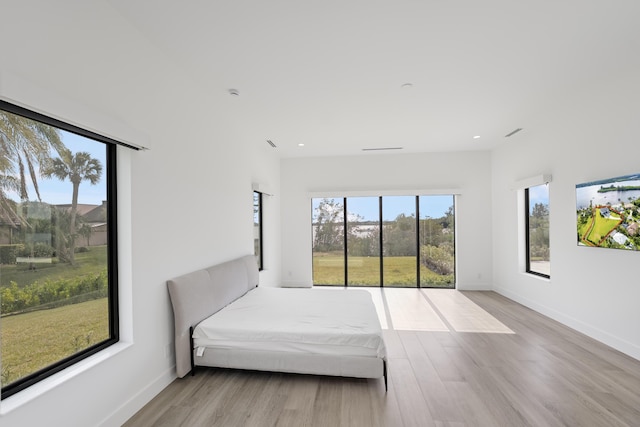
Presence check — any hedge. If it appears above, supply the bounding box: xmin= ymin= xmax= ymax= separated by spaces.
xmin=0 ymin=270 xmax=107 ymax=315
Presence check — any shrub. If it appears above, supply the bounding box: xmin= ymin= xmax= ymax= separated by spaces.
xmin=0 ymin=270 xmax=108 ymax=315
xmin=420 ymin=244 xmax=454 ymax=276
xmin=16 ymin=243 xmax=55 ymax=258
xmin=0 ymin=244 xmax=23 ymax=264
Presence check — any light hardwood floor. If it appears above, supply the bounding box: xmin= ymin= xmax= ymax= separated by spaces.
xmin=124 ymin=290 xmax=640 ymax=426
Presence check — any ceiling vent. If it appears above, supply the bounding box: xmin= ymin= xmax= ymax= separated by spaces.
xmin=362 ymin=147 xmax=403 ymax=151
xmin=505 ymin=128 xmax=523 ymax=137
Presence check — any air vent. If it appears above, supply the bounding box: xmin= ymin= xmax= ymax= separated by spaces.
xmin=266 ymin=140 xmax=277 ymax=148
xmin=505 ymin=128 xmax=523 ymax=137
xmin=362 ymin=147 xmax=403 ymax=151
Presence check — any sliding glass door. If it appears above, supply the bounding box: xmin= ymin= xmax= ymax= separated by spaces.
xmin=312 ymin=195 xmax=455 ymax=288
xmin=346 ymin=197 xmax=380 ymax=287
xmin=382 ymin=196 xmax=417 ymax=287
xmin=312 ymin=198 xmax=345 ymax=286
xmin=419 ymin=195 xmax=455 ymax=287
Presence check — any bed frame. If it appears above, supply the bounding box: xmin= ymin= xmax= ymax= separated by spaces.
xmin=167 ymin=255 xmax=387 ymax=389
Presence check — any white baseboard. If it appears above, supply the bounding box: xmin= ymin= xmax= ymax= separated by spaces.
xmin=457 ymin=282 xmax=492 ymax=291
xmin=493 ymin=286 xmax=640 ymax=362
xmin=281 ymin=280 xmax=312 ymax=288
xmin=98 ymin=366 xmax=176 ymax=427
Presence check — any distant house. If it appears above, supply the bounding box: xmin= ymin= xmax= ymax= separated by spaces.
xmin=57 ymin=201 xmax=108 ymax=247
xmin=600 ymin=207 xmax=611 ymax=218
xmin=0 ymin=208 xmax=22 ymax=245
xmin=0 ymin=201 xmax=108 ymax=248
xmin=81 ymin=202 xmax=108 ymax=246
xmin=627 ymin=222 xmax=639 ymax=236
xmin=611 ymin=232 xmax=629 ymax=246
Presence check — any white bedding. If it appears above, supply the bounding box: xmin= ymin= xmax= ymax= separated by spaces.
xmin=192 ymin=287 xmax=386 ymax=360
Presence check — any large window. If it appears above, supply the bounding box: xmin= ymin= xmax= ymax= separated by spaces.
xmin=347 ymin=197 xmax=380 ymax=287
xmin=525 ymin=184 xmax=550 ymax=278
xmin=312 ymin=195 xmax=455 ymax=288
xmin=383 ymin=196 xmax=417 ymax=286
xmin=419 ymin=195 xmax=456 ymax=287
xmin=312 ymin=197 xmax=345 ymax=285
xmin=0 ymin=101 xmax=120 ymax=399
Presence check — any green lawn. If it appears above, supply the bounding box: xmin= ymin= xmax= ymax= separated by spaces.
xmin=1 ymin=298 xmax=109 ymax=386
xmin=0 ymin=245 xmax=107 ymax=288
xmin=313 ymin=254 xmax=454 ymax=288
xmin=580 ymin=210 xmax=621 ymax=246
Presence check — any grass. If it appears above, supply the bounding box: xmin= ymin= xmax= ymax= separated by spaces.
xmin=0 ymin=245 xmax=108 ymax=288
xmin=0 ymin=298 xmax=109 ymax=386
xmin=580 ymin=209 xmax=621 ymax=246
xmin=313 ymin=254 xmax=454 ymax=288
xmin=1 ymin=246 xmax=110 ymax=387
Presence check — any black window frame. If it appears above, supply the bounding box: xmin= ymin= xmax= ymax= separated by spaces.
xmin=524 ymin=185 xmax=551 ymax=279
xmin=0 ymin=100 xmax=121 ymax=399
xmin=312 ymin=194 xmax=456 ymax=288
xmin=253 ymin=190 xmax=263 ymax=271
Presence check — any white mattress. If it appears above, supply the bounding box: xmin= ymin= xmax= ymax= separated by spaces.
xmin=193 ymin=287 xmax=386 ymax=359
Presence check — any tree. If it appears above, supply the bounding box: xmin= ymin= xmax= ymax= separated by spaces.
xmin=0 ymin=110 xmax=66 ymax=223
xmin=383 ymin=213 xmax=416 ymax=256
xmin=313 ymin=199 xmax=345 ymax=253
xmin=531 ymin=202 xmax=549 ymax=219
xmin=529 ymin=202 xmax=550 ymax=260
xmin=78 ymin=222 xmax=93 ymax=247
xmin=41 ymin=151 xmax=102 ymax=264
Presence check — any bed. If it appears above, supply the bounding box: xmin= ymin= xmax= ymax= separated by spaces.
xmin=167 ymin=255 xmax=387 ymax=389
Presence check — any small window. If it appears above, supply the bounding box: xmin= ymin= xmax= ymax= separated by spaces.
xmin=253 ymin=191 xmax=263 ymax=270
xmin=525 ymin=184 xmax=550 ymax=278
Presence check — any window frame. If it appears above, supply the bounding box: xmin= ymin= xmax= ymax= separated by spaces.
xmin=0 ymin=100 xmax=120 ymax=399
xmin=253 ymin=191 xmax=263 ymax=271
xmin=524 ymin=185 xmax=551 ymax=279
xmin=312 ymin=194 xmax=456 ymax=288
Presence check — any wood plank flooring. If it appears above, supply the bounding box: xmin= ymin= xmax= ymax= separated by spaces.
xmin=123 ymin=290 xmax=640 ymax=426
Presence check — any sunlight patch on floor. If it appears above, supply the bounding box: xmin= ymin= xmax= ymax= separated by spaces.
xmin=356 ymin=288 xmax=448 ymax=331
xmin=352 ymin=288 xmax=514 ymax=334
xmin=422 ymin=289 xmax=514 ymax=334
xmin=356 ymin=287 xmax=389 ymax=329
xmin=383 ymin=288 xmax=450 ymax=331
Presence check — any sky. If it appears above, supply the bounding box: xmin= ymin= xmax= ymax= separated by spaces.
xmin=313 ymin=195 xmax=455 ymax=222
xmin=9 ymin=129 xmax=107 ymax=206
xmin=528 ymin=183 xmax=549 ymax=213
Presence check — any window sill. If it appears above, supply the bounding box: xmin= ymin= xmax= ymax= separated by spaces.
xmin=0 ymin=341 xmax=132 ymax=415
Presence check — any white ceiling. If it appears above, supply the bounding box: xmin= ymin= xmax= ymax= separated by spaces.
xmin=108 ymin=0 xmax=640 ymax=158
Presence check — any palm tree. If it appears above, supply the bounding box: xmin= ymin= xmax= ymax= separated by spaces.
xmin=0 ymin=174 xmax=20 ymax=226
xmin=0 ymin=111 xmax=66 ymax=199
xmin=0 ymin=110 xmax=67 ymax=230
xmin=41 ymin=151 xmax=102 ymax=264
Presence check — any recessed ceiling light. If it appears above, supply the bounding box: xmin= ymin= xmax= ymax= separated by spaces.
xmin=298 ymin=143 xmax=305 ymax=147
xmin=401 ymin=83 xmax=413 ymax=88
xmin=473 ymin=135 xmax=481 ymax=139
xmin=228 ymin=88 xmax=240 ymax=96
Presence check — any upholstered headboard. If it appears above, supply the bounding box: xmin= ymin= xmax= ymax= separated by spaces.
xmin=167 ymin=254 xmax=259 ymax=377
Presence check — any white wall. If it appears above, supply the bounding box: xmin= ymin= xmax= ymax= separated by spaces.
xmin=2 ymin=1 xmax=637 ymax=426
xmin=491 ymin=64 xmax=640 ymax=360
xmin=0 ymin=1 xmax=280 ymax=425
xmin=280 ymin=151 xmax=493 ymax=290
